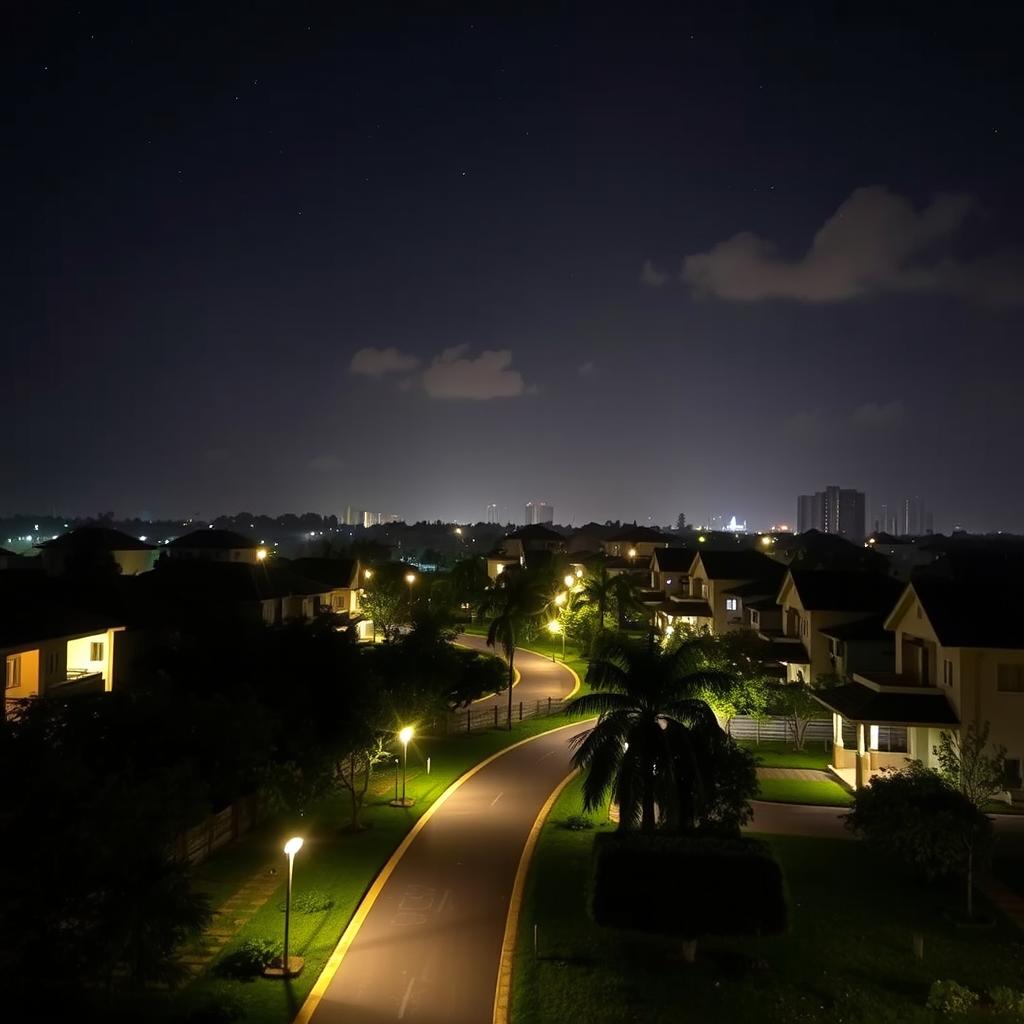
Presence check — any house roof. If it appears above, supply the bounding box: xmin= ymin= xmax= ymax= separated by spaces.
xmin=695 ymin=549 xmax=785 ymax=582
xmin=722 ymin=579 xmax=778 ymax=599
xmin=652 ymin=547 xmax=695 ymax=572
xmin=168 ymin=528 xmax=258 ymax=550
xmin=903 ymin=579 xmax=1024 ymax=649
xmin=505 ymin=525 xmax=564 ymax=542
xmin=813 ymin=682 xmax=959 ymax=727
xmin=819 ymin=614 xmax=891 ymax=643
xmin=0 ymin=576 xmax=123 ymax=648
xmin=658 ymin=598 xmax=713 ymax=619
xmin=37 ymin=526 xmax=155 ymax=551
xmin=288 ymin=557 xmax=358 ymax=589
xmin=606 ymin=526 xmax=668 ymax=543
xmin=746 ymin=596 xmax=781 ymax=612
xmin=784 ymin=570 xmax=902 ymax=613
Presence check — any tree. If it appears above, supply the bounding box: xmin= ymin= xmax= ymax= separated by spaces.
xmin=335 ymin=735 xmax=389 ymax=831
xmin=675 ymin=512 xmax=688 ymax=532
xmin=772 ymin=680 xmax=823 ymax=750
xmin=845 ymin=761 xmax=993 ymax=919
xmin=578 ymin=561 xmax=641 ymax=651
xmin=361 ymin=576 xmax=404 ymax=642
xmin=449 ymin=555 xmax=490 ymax=619
xmin=481 ymin=570 xmax=548 ymax=729
xmin=566 ymin=637 xmax=756 ymax=833
xmin=934 ymin=722 xmax=1008 ymax=810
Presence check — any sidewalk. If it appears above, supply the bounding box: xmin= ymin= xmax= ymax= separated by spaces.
xmin=756 ymin=766 xmax=836 ymax=783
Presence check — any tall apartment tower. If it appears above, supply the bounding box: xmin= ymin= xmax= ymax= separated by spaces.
xmin=900 ymin=496 xmax=929 ymax=536
xmin=524 ymin=501 xmax=554 ymax=525
xmin=797 ymin=486 xmax=866 ymax=544
xmin=486 ymin=503 xmax=498 ymax=524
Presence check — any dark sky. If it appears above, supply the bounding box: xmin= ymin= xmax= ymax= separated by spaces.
xmin=8 ymin=4 xmax=1024 ymax=530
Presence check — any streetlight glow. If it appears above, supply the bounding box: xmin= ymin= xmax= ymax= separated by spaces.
xmin=554 ymin=591 xmax=566 ymax=606
xmin=628 ymin=547 xmax=637 ymax=559
xmin=392 ymin=726 xmax=415 ymax=807
xmin=256 ymin=547 xmax=268 ymax=561
xmin=547 ymin=620 xmax=561 ymax=634
xmin=564 ymin=574 xmax=575 ymax=588
xmin=283 ymin=836 xmax=304 ymax=856
xmin=405 ymin=572 xmax=417 ymax=585
xmin=364 ymin=568 xmax=374 ymax=580
xmin=399 ymin=725 xmax=414 ymax=745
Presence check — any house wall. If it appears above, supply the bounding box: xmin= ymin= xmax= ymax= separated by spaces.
xmin=651 ymin=570 xmax=688 ymax=596
xmin=603 ymin=540 xmax=667 ymax=559
xmin=112 ymin=548 xmax=158 ymax=575
xmin=170 ymin=547 xmax=260 ymax=564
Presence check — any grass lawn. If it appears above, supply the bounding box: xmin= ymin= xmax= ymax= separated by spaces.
xmin=757 ymin=777 xmax=853 ymax=807
xmin=180 ymin=697 xmax=588 ymax=1022
xmin=740 ymin=739 xmax=832 ymax=771
xmin=512 ymin=777 xmax=1024 ymax=1024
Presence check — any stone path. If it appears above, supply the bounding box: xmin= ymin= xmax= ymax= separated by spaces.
xmin=756 ymin=767 xmax=836 ymax=783
xmin=180 ymin=864 xmax=283 ymax=973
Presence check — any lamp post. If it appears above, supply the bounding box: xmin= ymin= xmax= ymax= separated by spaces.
xmin=390 ymin=726 xmax=415 ymax=807
xmin=547 ymin=619 xmax=564 ymax=661
xmin=405 ymin=571 xmax=417 ymax=622
xmin=264 ymin=836 xmax=304 ymax=978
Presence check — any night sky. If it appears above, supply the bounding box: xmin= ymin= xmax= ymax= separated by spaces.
xmin=9 ymin=6 xmax=1024 ymax=531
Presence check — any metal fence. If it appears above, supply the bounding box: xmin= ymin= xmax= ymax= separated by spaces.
xmin=722 ymin=714 xmax=843 ymax=747
xmin=443 ymin=696 xmax=569 ymax=734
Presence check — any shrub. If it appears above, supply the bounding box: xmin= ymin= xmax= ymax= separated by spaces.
xmin=590 ymin=833 xmax=787 ymax=941
xmin=213 ymin=937 xmax=281 ymax=979
xmin=562 ymin=813 xmax=594 ymax=831
xmin=989 ymin=986 xmax=1024 ymax=1015
xmin=926 ymin=980 xmax=978 ymax=1015
xmin=280 ymin=889 xmax=335 ymax=914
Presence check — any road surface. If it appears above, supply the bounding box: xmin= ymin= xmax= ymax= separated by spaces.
xmin=304 ymin=662 xmax=584 ymax=1024
xmin=456 ymin=633 xmax=578 ymax=710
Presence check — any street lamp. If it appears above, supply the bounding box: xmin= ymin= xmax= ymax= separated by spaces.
xmin=547 ymin=619 xmax=564 ymax=661
xmin=256 ymin=547 xmax=268 ymax=561
xmin=390 ymin=726 xmax=415 ymax=807
xmin=363 ymin=567 xmax=374 ymax=580
xmin=264 ymin=836 xmax=304 ymax=978
xmin=405 ymin=572 xmax=417 ymax=620
xmin=564 ymin=574 xmax=575 ymax=589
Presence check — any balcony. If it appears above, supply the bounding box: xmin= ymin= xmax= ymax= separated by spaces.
xmin=47 ymin=670 xmax=105 ymax=697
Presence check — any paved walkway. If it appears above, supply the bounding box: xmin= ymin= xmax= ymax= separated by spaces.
xmin=180 ymin=864 xmax=283 ymax=973
xmin=756 ymin=766 xmax=835 ymax=783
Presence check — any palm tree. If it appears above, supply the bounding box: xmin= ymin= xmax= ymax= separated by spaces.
xmin=578 ymin=560 xmax=642 ymax=651
xmin=481 ymin=570 xmax=547 ymax=729
xmin=566 ymin=636 xmax=734 ymax=832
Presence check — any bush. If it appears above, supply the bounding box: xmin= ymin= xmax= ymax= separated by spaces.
xmin=562 ymin=813 xmax=594 ymax=831
xmin=213 ymin=937 xmax=281 ymax=979
xmin=926 ymin=980 xmax=978 ymax=1015
xmin=590 ymin=833 xmax=787 ymax=940
xmin=989 ymin=986 xmax=1024 ymax=1015
xmin=288 ymin=889 xmax=335 ymax=914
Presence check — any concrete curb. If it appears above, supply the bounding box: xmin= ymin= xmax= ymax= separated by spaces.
xmin=492 ymin=768 xmax=579 ymax=1024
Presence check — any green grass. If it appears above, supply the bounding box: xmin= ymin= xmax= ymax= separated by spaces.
xmin=740 ymin=739 xmax=832 ymax=771
xmin=180 ymin=708 xmax=587 ymax=1022
xmin=512 ymin=777 xmax=1024 ymax=1024
xmin=756 ymin=777 xmax=853 ymax=807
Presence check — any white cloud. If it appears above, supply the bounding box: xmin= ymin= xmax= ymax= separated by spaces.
xmin=851 ymin=400 xmax=906 ymax=429
xmin=350 ymin=346 xmax=421 ymax=376
xmin=681 ymin=186 xmax=1024 ymax=305
xmin=641 ymin=259 xmax=669 ymax=287
xmin=421 ymin=346 xmax=525 ymax=400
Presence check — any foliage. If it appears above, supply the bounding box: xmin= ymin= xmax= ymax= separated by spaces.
xmin=576 ymin=561 xmax=643 ymax=649
xmin=590 ymin=833 xmax=787 ymax=945
xmin=989 ymin=986 xmax=1024 ymax=1015
xmin=361 ymin=576 xmax=405 ymax=642
xmin=278 ymin=890 xmax=335 ymax=914
xmin=334 ymin=735 xmax=389 ymax=831
xmin=925 ymin=980 xmax=979 ymax=1015
xmin=845 ymin=761 xmax=993 ymax=917
xmin=448 ymin=555 xmax=490 ymax=614
xmin=934 ymin=722 xmax=1008 ymax=810
xmin=771 ymin=681 xmax=824 ymax=751
xmin=562 ymin=813 xmax=595 ymax=831
xmin=214 ymin=937 xmax=282 ymax=979
xmin=567 ymin=636 xmax=756 ymax=833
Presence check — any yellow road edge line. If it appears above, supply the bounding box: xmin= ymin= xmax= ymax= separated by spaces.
xmin=454 ymin=638 xmax=523 ymax=703
xmin=293 ymin=719 xmax=588 ymax=1024
xmin=492 ymin=767 xmax=579 ymax=1024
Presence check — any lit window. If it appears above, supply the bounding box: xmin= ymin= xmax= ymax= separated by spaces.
xmin=90 ymin=642 xmax=104 ymax=662
xmin=726 ymin=598 xmax=738 ymax=612
xmin=5 ymin=656 xmax=20 ymax=689
xmin=997 ymin=665 xmax=1024 ymax=693
xmin=942 ymin=659 xmax=953 ymax=687
xmin=665 ymin=578 xmax=673 ymax=585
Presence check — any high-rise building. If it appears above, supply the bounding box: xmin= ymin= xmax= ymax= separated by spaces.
xmin=900 ymin=496 xmax=932 ymax=536
xmin=344 ymin=505 xmax=363 ymax=527
xmin=796 ymin=486 xmax=866 ymax=543
xmin=524 ymin=501 xmax=554 ymax=525
xmin=486 ymin=503 xmax=498 ymax=524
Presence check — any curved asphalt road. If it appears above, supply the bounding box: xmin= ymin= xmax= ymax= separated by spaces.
xmin=456 ymin=633 xmax=578 ymax=710
xmin=303 ymin=655 xmax=583 ymax=1024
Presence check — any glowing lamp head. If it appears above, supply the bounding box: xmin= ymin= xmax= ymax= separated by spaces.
xmin=760 ymin=536 xmax=771 ymax=547
xmin=364 ymin=568 xmax=374 ymax=580
xmin=554 ymin=592 xmax=566 ymax=606
xmin=283 ymin=836 xmax=304 ymax=857
xmin=628 ymin=547 xmax=637 ymax=559
xmin=575 ymin=567 xmax=583 ymax=578
xmin=399 ymin=726 xmax=414 ymax=745
xmin=455 ymin=527 xmax=462 ymax=535
xmin=256 ymin=547 xmax=268 ymax=561
xmin=698 ymin=535 xmax=707 ymax=543
xmin=547 ymin=620 xmax=561 ymax=634
xmin=405 ymin=573 xmax=416 ymax=585
xmin=664 ymin=625 xmax=675 ymax=637
xmin=564 ymin=574 xmax=574 ymax=588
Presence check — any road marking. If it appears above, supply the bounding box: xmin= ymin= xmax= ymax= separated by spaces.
xmin=398 ymin=976 xmax=416 ymax=1019
xmin=536 ymin=750 xmax=557 ymax=762
xmin=293 ymin=718 xmax=593 ymax=1024
xmin=491 ymin=791 xmax=504 ymax=806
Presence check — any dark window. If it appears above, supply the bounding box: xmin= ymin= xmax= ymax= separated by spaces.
xmin=874 ymin=726 xmax=908 ymax=753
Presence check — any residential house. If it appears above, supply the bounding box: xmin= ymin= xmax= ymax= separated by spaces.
xmin=601 ymin=526 xmax=669 ymax=564
xmin=38 ymin=527 xmax=158 ymax=576
xmin=166 ymin=528 xmax=266 ymax=564
xmin=687 ymin=549 xmax=786 ymax=635
xmin=650 ymin=547 xmax=694 ymax=597
xmin=485 ymin=524 xmax=565 ymax=579
xmin=770 ymin=570 xmax=902 ymax=684
xmin=815 ymin=578 xmax=1024 ymax=791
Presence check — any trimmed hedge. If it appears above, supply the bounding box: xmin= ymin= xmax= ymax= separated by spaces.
xmin=590 ymin=833 xmax=787 ymax=939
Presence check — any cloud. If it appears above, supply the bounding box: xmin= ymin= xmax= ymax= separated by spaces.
xmin=682 ymin=186 xmax=1024 ymax=305
xmin=308 ymin=454 xmax=345 ymax=473
xmin=851 ymin=400 xmax=906 ymax=429
xmin=578 ymin=360 xmax=596 ymax=376
xmin=641 ymin=259 xmax=669 ymax=287
xmin=421 ymin=346 xmax=525 ymax=399
xmin=350 ymin=346 xmax=421 ymax=376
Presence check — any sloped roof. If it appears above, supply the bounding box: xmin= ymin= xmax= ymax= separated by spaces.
xmin=696 ymin=549 xmax=785 ymax=582
xmin=38 ymin=527 xmax=155 ymax=551
xmin=785 ymin=570 xmax=902 ymax=613
xmin=168 ymin=529 xmax=257 ymax=550
xmin=814 ymin=683 xmax=959 ymax=726
xmin=819 ymin=614 xmax=891 ymax=643
xmin=652 ymin=547 xmax=695 ymax=572
xmin=289 ymin=557 xmax=358 ymax=588
xmin=909 ymin=579 xmax=1024 ymax=649
xmin=659 ymin=598 xmax=713 ymax=619
xmin=0 ymin=575 xmax=123 ymax=648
